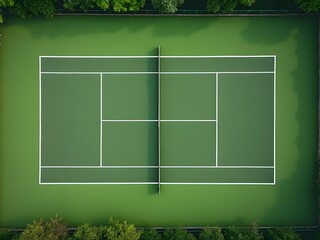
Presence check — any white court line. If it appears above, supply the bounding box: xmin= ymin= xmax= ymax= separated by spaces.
xmin=39 ymin=55 xmax=276 ymax=185
xmin=216 ymin=73 xmax=219 ymax=166
xmin=161 ymin=120 xmax=216 ymax=122
xmin=40 ymin=182 xmax=275 ymax=185
xmin=41 ymin=166 xmax=158 ymax=169
xmin=40 ymin=56 xmax=158 ymax=58
xmin=274 ymin=56 xmax=277 ymax=184
xmin=39 ymin=56 xmax=42 ymax=184
xmin=217 ymin=71 xmax=274 ymax=74
xmin=102 ymin=120 xmax=216 ymax=122
xmin=40 ymin=71 xmax=274 ymax=75
xmin=40 ymin=55 xmax=276 ymax=59
xmin=161 ymin=182 xmax=275 ymax=185
xmin=160 ymin=166 xmax=274 ymax=169
xmin=161 ymin=72 xmax=275 ymax=74
xmin=103 ymin=120 xmax=158 ymax=122
xmin=160 ymin=55 xmax=276 ymax=58
xmin=40 ymin=182 xmax=159 ymax=185
xmin=158 ymin=45 xmax=161 ymax=194
xmin=41 ymin=72 xmax=158 ymax=74
xmin=41 ymin=165 xmax=274 ymax=169
xmin=100 ymin=73 xmax=103 ymax=167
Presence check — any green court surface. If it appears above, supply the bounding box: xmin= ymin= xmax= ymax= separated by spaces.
xmin=40 ymin=56 xmax=275 ymax=184
xmin=0 ymin=16 xmax=318 ymax=228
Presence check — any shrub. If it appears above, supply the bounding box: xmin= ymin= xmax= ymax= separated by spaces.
xmin=63 ymin=0 xmax=98 ymax=11
xmin=268 ymin=227 xmax=301 ymax=240
xmin=73 ymin=223 xmax=103 ymax=240
xmin=295 ymin=0 xmax=320 ymax=13
xmin=104 ymin=218 xmax=141 ymax=240
xmin=199 ymin=227 xmax=224 ymax=240
xmin=206 ymin=0 xmax=255 ymax=13
xmin=112 ymin=0 xmax=145 ymax=12
xmin=97 ymin=0 xmax=111 ymax=10
xmin=225 ymin=224 xmax=263 ymax=240
xmin=0 ymin=0 xmax=15 ymax=23
xmin=151 ymin=0 xmax=184 ymax=13
xmin=0 ymin=229 xmax=20 ymax=240
xmin=140 ymin=228 xmax=162 ymax=240
xmin=162 ymin=228 xmax=196 ymax=240
xmin=12 ymin=0 xmax=56 ymax=19
xmin=19 ymin=215 xmax=68 ymax=240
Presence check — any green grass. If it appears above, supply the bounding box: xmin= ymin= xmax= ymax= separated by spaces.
xmin=0 ymin=15 xmax=318 ymax=227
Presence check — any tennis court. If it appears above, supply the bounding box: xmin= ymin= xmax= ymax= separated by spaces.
xmin=40 ymin=51 xmax=276 ymax=187
xmin=0 ymin=15 xmax=317 ymax=228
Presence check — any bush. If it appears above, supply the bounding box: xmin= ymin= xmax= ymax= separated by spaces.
xmin=0 ymin=229 xmax=20 ymax=240
xmin=140 ymin=228 xmax=162 ymax=240
xmin=268 ymin=227 xmax=301 ymax=240
xmin=295 ymin=0 xmax=320 ymax=13
xmin=225 ymin=224 xmax=263 ymax=240
xmin=112 ymin=0 xmax=145 ymax=12
xmin=12 ymin=0 xmax=56 ymax=19
xmin=104 ymin=218 xmax=140 ymax=240
xmin=97 ymin=0 xmax=111 ymax=10
xmin=63 ymin=0 xmax=98 ymax=11
xmin=63 ymin=0 xmax=144 ymax=12
xmin=206 ymin=0 xmax=255 ymax=13
xmin=0 ymin=0 xmax=15 ymax=23
xmin=73 ymin=223 xmax=103 ymax=240
xmin=199 ymin=227 xmax=224 ymax=240
xmin=151 ymin=0 xmax=184 ymax=13
xmin=19 ymin=215 xmax=68 ymax=240
xmin=162 ymin=228 xmax=196 ymax=240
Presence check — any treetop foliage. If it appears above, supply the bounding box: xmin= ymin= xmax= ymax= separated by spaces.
xmin=0 ymin=216 xmax=305 ymax=240
xmin=63 ymin=0 xmax=145 ymax=13
xmin=224 ymin=224 xmax=264 ymax=240
xmin=267 ymin=227 xmax=301 ymax=240
xmin=0 ymin=0 xmax=319 ymax=24
xmin=151 ymin=0 xmax=184 ymax=13
xmin=198 ymin=227 xmax=224 ymax=240
xmin=295 ymin=0 xmax=320 ymax=12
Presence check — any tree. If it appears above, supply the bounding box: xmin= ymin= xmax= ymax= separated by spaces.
xmin=151 ymin=0 xmax=184 ymax=13
xmin=0 ymin=0 xmax=15 ymax=23
xmin=97 ymin=0 xmax=111 ymax=10
xmin=162 ymin=228 xmax=196 ymax=240
xmin=206 ymin=0 xmax=255 ymax=13
xmin=19 ymin=215 xmax=68 ymax=240
xmin=295 ymin=0 xmax=320 ymax=12
xmin=103 ymin=218 xmax=141 ymax=240
xmin=225 ymin=224 xmax=263 ymax=240
xmin=73 ymin=223 xmax=103 ymax=240
xmin=140 ymin=228 xmax=162 ymax=240
xmin=112 ymin=0 xmax=145 ymax=12
xmin=63 ymin=0 xmax=98 ymax=11
xmin=12 ymin=0 xmax=56 ymax=19
xmin=199 ymin=227 xmax=224 ymax=240
xmin=267 ymin=227 xmax=301 ymax=240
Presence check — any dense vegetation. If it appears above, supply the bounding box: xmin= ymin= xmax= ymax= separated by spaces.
xmin=0 ymin=0 xmax=319 ymax=24
xmin=0 ymin=215 xmax=305 ymax=240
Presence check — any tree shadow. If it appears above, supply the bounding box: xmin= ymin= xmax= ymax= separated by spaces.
xmin=241 ymin=16 xmax=318 ymax=226
xmin=3 ymin=15 xmax=212 ymax=41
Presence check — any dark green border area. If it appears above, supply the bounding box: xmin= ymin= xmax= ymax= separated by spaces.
xmin=0 ymin=16 xmax=318 ymax=228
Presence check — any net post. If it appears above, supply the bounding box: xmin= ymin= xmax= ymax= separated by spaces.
xmin=157 ymin=45 xmax=161 ymax=194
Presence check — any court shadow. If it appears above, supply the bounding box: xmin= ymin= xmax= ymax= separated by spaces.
xmin=241 ymin=16 xmax=319 ymax=226
xmin=0 ymin=47 xmax=3 ymax=225
xmin=149 ymin=17 xmax=212 ymax=38
xmin=4 ymin=15 xmax=212 ymax=41
xmin=148 ymin=184 xmax=159 ymax=195
xmin=241 ymin=16 xmax=298 ymax=45
xmin=147 ymin=48 xmax=160 ymax=195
